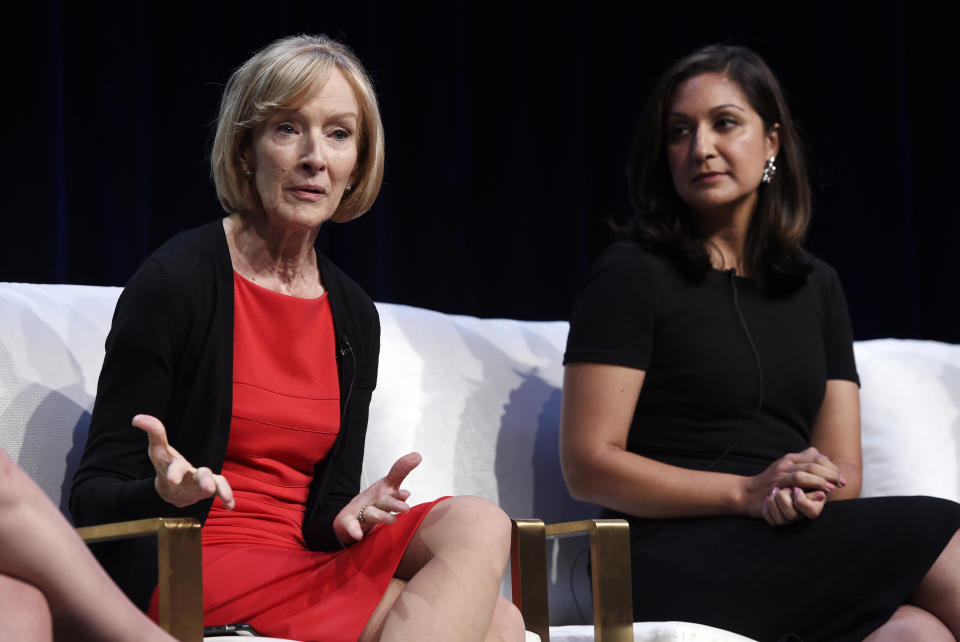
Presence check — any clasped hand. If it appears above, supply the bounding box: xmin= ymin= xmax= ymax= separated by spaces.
xmin=133 ymin=414 xmax=235 ymax=510
xmin=746 ymin=447 xmax=848 ymax=526
xmin=333 ymin=452 xmax=422 ymax=547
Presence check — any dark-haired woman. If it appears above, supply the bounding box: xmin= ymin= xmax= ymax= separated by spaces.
xmin=560 ymin=45 xmax=960 ymax=641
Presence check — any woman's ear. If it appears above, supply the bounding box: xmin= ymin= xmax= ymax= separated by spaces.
xmin=239 ymin=147 xmax=254 ymax=177
xmin=766 ymin=123 xmax=781 ymax=159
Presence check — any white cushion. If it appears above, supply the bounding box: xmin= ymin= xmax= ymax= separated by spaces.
xmin=205 ymin=629 xmax=543 ymax=640
xmin=856 ymin=339 xmax=960 ymax=501
xmin=550 ymin=621 xmax=755 ymax=641
xmin=0 ymin=282 xmax=120 ymax=513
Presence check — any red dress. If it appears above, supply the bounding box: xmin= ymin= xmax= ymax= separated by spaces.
xmin=151 ymin=272 xmax=444 ymax=641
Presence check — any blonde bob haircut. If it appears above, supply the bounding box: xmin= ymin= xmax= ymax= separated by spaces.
xmin=212 ymin=34 xmax=385 ymax=222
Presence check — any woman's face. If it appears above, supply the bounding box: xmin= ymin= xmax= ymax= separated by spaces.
xmin=664 ymin=72 xmax=779 ymax=220
xmin=242 ymin=67 xmax=360 ymax=231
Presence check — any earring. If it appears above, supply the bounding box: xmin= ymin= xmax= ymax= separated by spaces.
xmin=345 ymin=184 xmax=353 ymax=191
xmin=761 ymin=156 xmax=777 ymax=184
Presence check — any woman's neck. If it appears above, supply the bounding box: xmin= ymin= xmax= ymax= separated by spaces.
xmin=694 ymin=198 xmax=754 ymax=276
xmin=223 ymin=214 xmax=325 ymax=298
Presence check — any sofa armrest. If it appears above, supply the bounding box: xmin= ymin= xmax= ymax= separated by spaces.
xmin=76 ymin=517 xmax=202 ymax=642
xmin=511 ymin=518 xmax=633 ymax=642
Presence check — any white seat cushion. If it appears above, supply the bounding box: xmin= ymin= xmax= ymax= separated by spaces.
xmin=855 ymin=339 xmax=960 ymax=501
xmin=550 ymin=621 xmax=755 ymax=641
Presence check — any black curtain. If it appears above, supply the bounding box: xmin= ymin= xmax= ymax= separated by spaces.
xmin=5 ymin=1 xmax=958 ymax=342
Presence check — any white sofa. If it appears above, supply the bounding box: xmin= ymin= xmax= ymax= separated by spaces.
xmin=2 ymin=281 xmax=958 ymax=642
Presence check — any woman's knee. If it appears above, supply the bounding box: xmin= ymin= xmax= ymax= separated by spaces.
xmin=486 ymin=596 xmax=526 ymax=642
xmin=865 ymin=604 xmax=952 ymax=642
xmin=440 ymin=496 xmax=512 ymax=548
xmin=407 ymin=495 xmax=512 ymax=575
xmin=0 ymin=573 xmax=53 ymax=642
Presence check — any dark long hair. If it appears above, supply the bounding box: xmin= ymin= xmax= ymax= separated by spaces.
xmin=624 ymin=45 xmax=812 ymax=293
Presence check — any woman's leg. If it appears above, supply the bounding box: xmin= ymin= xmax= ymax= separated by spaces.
xmin=908 ymin=528 xmax=960 ymax=636
xmin=0 ymin=573 xmax=53 ymax=642
xmin=363 ymin=496 xmax=525 ymax=642
xmin=863 ymin=605 xmax=953 ymax=642
xmin=0 ymin=448 xmax=175 ymax=642
xmin=865 ymin=527 xmax=960 ymax=642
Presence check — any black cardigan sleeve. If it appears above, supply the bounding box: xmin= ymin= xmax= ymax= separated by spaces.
xmin=70 ymin=257 xmax=196 ymax=525
xmin=69 ymin=221 xmax=234 ymax=610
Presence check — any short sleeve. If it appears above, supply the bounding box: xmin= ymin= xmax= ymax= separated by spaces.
xmin=821 ymin=264 xmax=860 ymax=385
xmin=564 ymin=243 xmax=658 ymax=370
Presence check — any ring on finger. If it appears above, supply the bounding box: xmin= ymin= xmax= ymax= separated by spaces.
xmin=358 ymin=505 xmax=370 ymax=524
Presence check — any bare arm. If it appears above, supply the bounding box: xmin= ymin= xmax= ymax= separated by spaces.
xmin=559 ymin=363 xmax=848 ymax=520
xmin=560 ymin=364 xmax=831 ymax=519
xmin=809 ymin=379 xmax=862 ymax=500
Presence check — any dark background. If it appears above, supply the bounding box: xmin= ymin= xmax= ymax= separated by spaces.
xmin=5 ymin=1 xmax=958 ymax=341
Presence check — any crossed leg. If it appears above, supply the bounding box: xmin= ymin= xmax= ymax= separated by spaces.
xmin=866 ymin=528 xmax=960 ymax=642
xmin=0 ymin=448 xmax=175 ymax=642
xmin=359 ymin=495 xmax=526 ymax=642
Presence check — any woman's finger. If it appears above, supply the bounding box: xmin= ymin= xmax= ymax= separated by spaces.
xmin=785 ymin=471 xmax=836 ymax=492
xmin=761 ymin=489 xmax=778 ymax=525
xmin=132 ymin=414 xmax=169 ymax=445
xmin=383 ymin=452 xmax=422 ymax=489
xmin=344 ymin=516 xmax=364 ymax=542
xmin=773 ymin=487 xmax=798 ymax=522
xmin=763 ymin=487 xmax=787 ymax=525
xmin=213 ymin=474 xmax=235 ymax=511
xmin=800 ymin=462 xmax=846 ymax=487
xmin=133 ymin=414 xmax=175 ymax=470
xmin=793 ymin=488 xmax=826 ymax=519
xmin=165 ymin=458 xmax=193 ymax=486
xmin=373 ymin=495 xmax=410 ymax=515
xmin=359 ymin=504 xmax=397 ymax=526
xmin=194 ymin=467 xmax=217 ymax=496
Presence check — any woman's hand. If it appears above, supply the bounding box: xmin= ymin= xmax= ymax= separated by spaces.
xmin=761 ymin=486 xmax=827 ymax=525
xmin=743 ymin=447 xmax=845 ymax=521
xmin=132 ymin=414 xmax=235 ymax=510
xmin=333 ymin=452 xmax=421 ymax=547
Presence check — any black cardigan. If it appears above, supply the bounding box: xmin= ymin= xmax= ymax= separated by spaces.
xmin=70 ymin=220 xmax=380 ymax=610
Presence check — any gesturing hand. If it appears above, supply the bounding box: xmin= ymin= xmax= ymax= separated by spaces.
xmin=132 ymin=414 xmax=235 ymax=510
xmin=333 ymin=452 xmax=421 ymax=547
xmin=744 ymin=447 xmax=845 ymax=523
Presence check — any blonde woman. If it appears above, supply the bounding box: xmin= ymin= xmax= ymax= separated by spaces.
xmin=71 ymin=35 xmax=524 ymax=642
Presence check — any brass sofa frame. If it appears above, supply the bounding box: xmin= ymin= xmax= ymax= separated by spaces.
xmin=511 ymin=518 xmax=633 ymax=642
xmin=74 ymin=516 xmax=631 ymax=642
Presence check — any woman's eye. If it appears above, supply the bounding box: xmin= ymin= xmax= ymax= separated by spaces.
xmin=715 ymin=117 xmax=738 ymax=130
xmin=667 ymin=124 xmax=690 ymax=141
xmin=330 ymin=128 xmax=351 ymax=141
xmin=277 ymin=124 xmax=297 ymax=135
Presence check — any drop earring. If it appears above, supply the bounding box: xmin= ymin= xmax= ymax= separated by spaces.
xmin=761 ymin=156 xmax=777 ymax=184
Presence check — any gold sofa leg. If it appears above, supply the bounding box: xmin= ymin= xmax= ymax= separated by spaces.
xmin=77 ymin=517 xmax=203 ymax=642
xmin=511 ymin=519 xmax=550 ymax=641
xmin=512 ymin=518 xmax=633 ymax=642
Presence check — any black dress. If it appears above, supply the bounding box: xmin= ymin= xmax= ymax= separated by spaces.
xmin=564 ymin=242 xmax=960 ymax=641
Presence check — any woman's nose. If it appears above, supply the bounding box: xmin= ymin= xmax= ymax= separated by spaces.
xmin=691 ymin=128 xmax=716 ymax=163
xmin=299 ymin=134 xmax=327 ymax=173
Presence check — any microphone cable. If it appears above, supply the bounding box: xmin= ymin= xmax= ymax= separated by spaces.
xmin=705 ymin=269 xmax=765 ymax=471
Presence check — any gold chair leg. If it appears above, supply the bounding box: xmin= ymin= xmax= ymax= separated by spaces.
xmin=511 ymin=519 xmax=550 ymax=642
xmin=543 ymin=519 xmax=633 ymax=642
xmin=587 ymin=520 xmax=632 ymax=642
xmin=77 ymin=517 xmax=203 ymax=642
